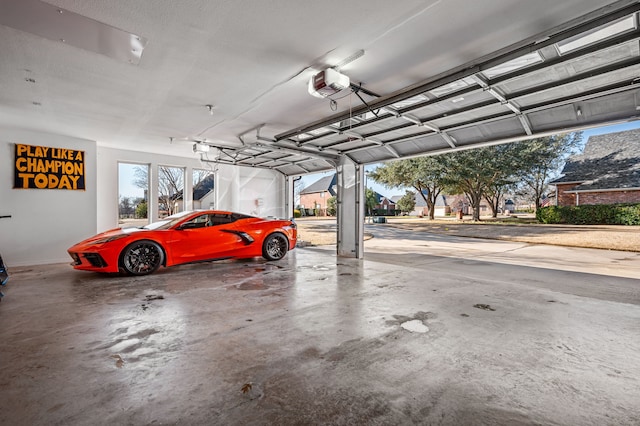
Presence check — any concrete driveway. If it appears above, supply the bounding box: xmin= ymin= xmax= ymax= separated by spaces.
xmin=1 ymin=229 xmax=639 ymax=425
xmin=362 ymin=224 xmax=640 ymax=280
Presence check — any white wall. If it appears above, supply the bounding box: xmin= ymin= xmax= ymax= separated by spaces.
xmin=0 ymin=130 xmax=97 ymax=266
xmin=238 ymin=169 xmax=287 ymax=218
xmin=0 ymin=134 xmax=286 ymax=267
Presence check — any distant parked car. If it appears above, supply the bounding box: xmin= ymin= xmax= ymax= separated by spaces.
xmin=68 ymin=210 xmax=297 ymax=276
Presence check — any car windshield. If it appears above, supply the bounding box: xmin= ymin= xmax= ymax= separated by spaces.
xmin=143 ymin=211 xmax=194 ymax=230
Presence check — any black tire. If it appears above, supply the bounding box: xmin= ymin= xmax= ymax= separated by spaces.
xmin=262 ymin=233 xmax=288 ymax=261
xmin=120 ymin=240 xmax=164 ymax=275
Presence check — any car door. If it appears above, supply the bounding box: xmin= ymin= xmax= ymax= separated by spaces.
xmin=167 ymin=213 xmax=243 ymax=264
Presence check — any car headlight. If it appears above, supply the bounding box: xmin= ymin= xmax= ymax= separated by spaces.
xmin=92 ymin=235 xmax=129 ymax=244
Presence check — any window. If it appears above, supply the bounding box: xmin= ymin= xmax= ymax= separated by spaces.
xmin=207 ymin=213 xmax=235 ymax=226
xmin=556 ymin=15 xmax=636 ymax=55
xmin=193 ymin=169 xmax=215 ymax=209
xmin=482 ymin=52 xmax=544 ymax=79
xmin=118 ymin=162 xmax=149 ymax=227
xmin=180 ymin=214 xmax=210 ymax=229
xmin=429 ymin=77 xmax=475 ymax=97
xmin=158 ymin=166 xmax=185 ymax=217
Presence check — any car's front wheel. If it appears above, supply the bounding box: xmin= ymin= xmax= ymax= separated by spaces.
xmin=120 ymin=240 xmax=164 ymax=275
xmin=262 ymin=233 xmax=288 ymax=261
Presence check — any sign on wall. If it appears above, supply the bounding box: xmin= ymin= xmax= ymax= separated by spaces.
xmin=14 ymin=143 xmax=85 ymax=190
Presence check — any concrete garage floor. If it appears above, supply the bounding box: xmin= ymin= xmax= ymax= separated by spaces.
xmin=1 ymin=232 xmax=640 ymax=425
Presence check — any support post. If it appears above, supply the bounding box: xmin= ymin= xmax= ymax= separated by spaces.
xmin=336 ymin=157 xmax=365 ymax=258
xmin=150 ymin=162 xmax=159 ymax=221
xmin=285 ymin=175 xmax=295 ymax=219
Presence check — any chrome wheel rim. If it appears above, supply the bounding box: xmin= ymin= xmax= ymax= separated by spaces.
xmin=266 ymin=236 xmax=286 ymax=259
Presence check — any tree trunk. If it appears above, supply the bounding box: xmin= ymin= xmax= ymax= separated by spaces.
xmin=427 ymin=188 xmax=440 ymax=220
xmin=415 ymin=188 xmax=434 ymax=220
xmin=484 ymin=195 xmax=499 ymax=218
xmin=427 ymin=200 xmax=435 ymax=220
xmin=468 ymin=193 xmax=482 ymax=221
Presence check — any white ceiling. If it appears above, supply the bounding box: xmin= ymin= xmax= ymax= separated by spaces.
xmin=1 ymin=0 xmax=638 ymax=174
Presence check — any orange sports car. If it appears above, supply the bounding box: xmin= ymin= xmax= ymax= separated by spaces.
xmin=68 ymin=210 xmax=297 ymax=275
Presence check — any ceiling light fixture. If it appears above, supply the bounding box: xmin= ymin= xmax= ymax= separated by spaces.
xmin=206 ymin=104 xmax=215 ymax=115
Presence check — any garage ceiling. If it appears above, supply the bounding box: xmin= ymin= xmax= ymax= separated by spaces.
xmin=1 ymin=0 xmax=640 ymax=175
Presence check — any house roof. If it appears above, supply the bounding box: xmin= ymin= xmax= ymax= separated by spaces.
xmin=170 ymin=174 xmax=215 ymax=201
xmin=193 ymin=175 xmax=215 ymax=201
xmin=551 ymin=129 xmax=640 ymax=191
xmin=300 ymin=175 xmax=337 ymax=196
xmin=372 ymin=192 xmax=386 ymax=203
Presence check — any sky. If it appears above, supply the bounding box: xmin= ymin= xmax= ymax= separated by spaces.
xmin=118 ymin=120 xmax=640 ymax=200
xmin=118 ymin=163 xmax=146 ymax=200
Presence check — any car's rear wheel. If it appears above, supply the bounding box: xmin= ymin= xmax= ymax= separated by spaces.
xmin=262 ymin=233 xmax=288 ymax=261
xmin=121 ymin=240 xmax=164 ymax=275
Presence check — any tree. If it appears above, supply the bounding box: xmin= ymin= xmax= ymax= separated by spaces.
xmin=484 ymin=182 xmax=518 ymax=218
xmin=368 ymin=157 xmax=446 ymax=220
xmin=158 ymin=166 xmax=184 ymax=216
xmin=515 ymin=132 xmax=582 ymax=210
xmin=294 ymin=177 xmax=306 ymax=206
xmin=365 ymin=188 xmax=378 ymax=216
xmin=192 ymin=169 xmax=211 ymax=187
xmin=439 ymin=150 xmax=486 ymax=221
xmin=396 ymin=190 xmax=416 ymax=214
xmin=481 ymin=144 xmax=529 ymax=218
xmin=133 ymin=165 xmax=184 ymax=216
xmin=440 ymin=144 xmax=524 ymax=221
xmin=133 ymin=166 xmax=148 ymax=190
xmin=119 ymin=196 xmax=134 ymax=218
xmin=135 ymin=201 xmax=148 ymax=219
xmin=326 ymin=196 xmax=337 ymax=216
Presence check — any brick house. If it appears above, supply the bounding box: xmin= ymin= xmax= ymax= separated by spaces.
xmin=301 ymin=173 xmax=395 ymax=215
xmin=368 ymin=192 xmax=395 ymax=215
xmin=299 ymin=174 xmax=337 ymax=215
xmin=377 ymin=196 xmax=396 ymax=214
xmin=550 ymin=129 xmax=640 ymax=206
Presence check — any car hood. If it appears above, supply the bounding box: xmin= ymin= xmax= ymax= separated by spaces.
xmin=92 ymin=226 xmax=143 ymax=238
xmin=70 ymin=227 xmax=145 ymax=248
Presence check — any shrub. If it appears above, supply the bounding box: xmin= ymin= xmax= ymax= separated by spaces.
xmin=536 ymin=206 xmax=563 ymax=224
xmin=135 ymin=201 xmax=148 ymax=219
xmin=536 ymin=203 xmax=640 ymax=225
xmin=326 ymin=196 xmax=336 ymax=216
xmin=614 ymin=204 xmax=640 ymax=225
xmin=293 ymin=209 xmax=301 ymax=218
